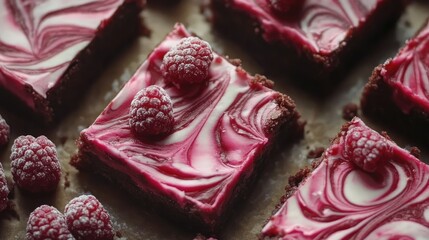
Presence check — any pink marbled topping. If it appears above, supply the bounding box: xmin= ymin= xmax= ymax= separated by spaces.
xmin=81 ymin=23 xmax=286 ymax=224
xmin=229 ymin=0 xmax=381 ymax=54
xmin=381 ymin=20 xmax=429 ymax=114
xmin=0 ymin=0 xmax=125 ymax=110
xmin=262 ymin=118 xmax=429 ymax=239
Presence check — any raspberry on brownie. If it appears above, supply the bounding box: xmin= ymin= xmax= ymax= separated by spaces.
xmin=71 ymin=23 xmax=304 ymax=233
xmin=207 ymin=0 xmax=409 ymax=90
xmin=361 ymin=20 xmax=429 ymax=144
xmin=129 ymin=85 xmax=175 ymax=137
xmin=161 ymin=36 xmax=214 ymax=86
xmin=0 ymin=0 xmax=144 ymax=124
xmin=262 ymin=117 xmax=429 ymax=239
xmin=343 ymin=124 xmax=390 ymax=172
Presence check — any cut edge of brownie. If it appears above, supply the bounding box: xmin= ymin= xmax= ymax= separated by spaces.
xmin=0 ymin=0 xmax=146 ymax=125
xmin=206 ymin=0 xmax=408 ymax=93
xmin=361 ymin=66 xmax=429 ymax=144
xmin=71 ymin=71 xmax=305 ymax=235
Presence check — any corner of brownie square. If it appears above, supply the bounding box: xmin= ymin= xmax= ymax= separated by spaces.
xmin=208 ymin=0 xmax=409 ymax=91
xmin=361 ymin=20 xmax=429 ymax=144
xmin=71 ymin=23 xmax=304 ymax=233
xmin=262 ymin=117 xmax=429 ymax=239
xmin=0 ymin=0 xmax=145 ymax=124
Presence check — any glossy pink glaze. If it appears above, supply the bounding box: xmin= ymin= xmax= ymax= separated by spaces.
xmin=262 ymin=118 xmax=429 ymax=239
xmin=229 ymin=0 xmax=381 ymax=55
xmin=381 ymin=20 xmax=429 ymax=114
xmin=81 ymin=24 xmax=285 ymax=224
xmin=0 ymin=0 xmax=124 ymax=110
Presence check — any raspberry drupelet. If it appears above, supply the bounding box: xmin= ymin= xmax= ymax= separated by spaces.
xmin=129 ymin=85 xmax=174 ymax=137
xmin=161 ymin=36 xmax=214 ymax=86
xmin=0 ymin=163 xmax=9 ymax=212
xmin=64 ymin=195 xmax=114 ymax=240
xmin=344 ymin=126 xmax=390 ymax=172
xmin=10 ymin=135 xmax=61 ymax=192
xmin=26 ymin=205 xmax=74 ymax=240
xmin=0 ymin=115 xmax=10 ymax=147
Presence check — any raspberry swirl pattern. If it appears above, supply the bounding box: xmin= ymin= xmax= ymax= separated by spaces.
xmin=229 ymin=0 xmax=380 ymax=54
xmin=381 ymin=21 xmax=429 ymax=114
xmin=82 ymin=24 xmax=289 ymax=223
xmin=262 ymin=118 xmax=429 ymax=239
xmin=0 ymin=0 xmax=124 ymax=109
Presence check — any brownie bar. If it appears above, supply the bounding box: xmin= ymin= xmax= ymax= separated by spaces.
xmin=361 ymin=67 xmax=429 ymax=144
xmin=71 ymin=23 xmax=304 ymax=234
xmin=0 ymin=0 xmax=145 ymax=124
xmin=261 ymin=118 xmax=429 ymax=239
xmin=72 ymin=94 xmax=303 ymax=234
xmin=361 ymin=20 xmax=429 ymax=144
xmin=207 ymin=0 xmax=408 ymax=92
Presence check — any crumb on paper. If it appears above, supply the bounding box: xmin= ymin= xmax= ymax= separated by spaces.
xmin=64 ymin=171 xmax=71 ymax=189
xmin=342 ymin=103 xmax=358 ymax=121
xmin=406 ymin=146 xmax=421 ymax=159
xmin=307 ymin=147 xmax=325 ymax=159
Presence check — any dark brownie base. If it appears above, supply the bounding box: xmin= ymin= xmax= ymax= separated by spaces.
xmin=361 ymin=66 xmax=429 ymax=144
xmin=0 ymin=0 xmax=145 ymax=125
xmin=71 ymin=75 xmax=304 ymax=235
xmin=206 ymin=0 xmax=407 ymax=94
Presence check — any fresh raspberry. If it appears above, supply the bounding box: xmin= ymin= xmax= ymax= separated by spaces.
xmin=0 ymin=114 xmax=10 ymax=147
xmin=268 ymin=0 xmax=303 ymax=14
xmin=344 ymin=126 xmax=390 ymax=172
xmin=129 ymin=85 xmax=174 ymax=136
xmin=161 ymin=36 xmax=214 ymax=86
xmin=0 ymin=163 xmax=9 ymax=212
xmin=26 ymin=205 xmax=75 ymax=240
xmin=64 ymin=195 xmax=114 ymax=240
xmin=10 ymin=135 xmax=61 ymax=192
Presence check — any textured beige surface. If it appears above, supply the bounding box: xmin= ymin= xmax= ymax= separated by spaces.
xmin=0 ymin=1 xmax=429 ymax=239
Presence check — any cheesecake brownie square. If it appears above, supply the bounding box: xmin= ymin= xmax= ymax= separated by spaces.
xmin=71 ymin=23 xmax=304 ymax=233
xmin=0 ymin=0 xmax=144 ymax=123
xmin=361 ymin=20 xmax=429 ymax=144
xmin=262 ymin=117 xmax=429 ymax=239
xmin=208 ymin=0 xmax=408 ymax=90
